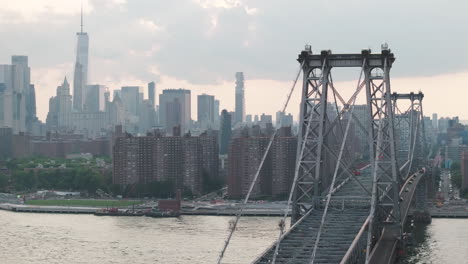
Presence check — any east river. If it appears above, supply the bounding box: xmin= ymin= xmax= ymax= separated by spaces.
xmin=402 ymin=218 xmax=468 ymax=264
xmin=1 ymin=210 xmax=467 ymax=264
xmin=0 ymin=210 xmax=285 ymax=264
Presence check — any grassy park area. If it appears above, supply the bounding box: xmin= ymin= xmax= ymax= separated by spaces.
xmin=25 ymin=199 xmax=142 ymax=207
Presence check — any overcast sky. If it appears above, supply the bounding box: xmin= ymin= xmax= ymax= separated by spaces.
xmin=1 ymin=0 xmax=467 ymax=121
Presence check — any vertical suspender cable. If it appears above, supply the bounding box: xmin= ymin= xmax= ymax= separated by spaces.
xmin=216 ymin=61 xmax=304 ymax=264
xmin=270 ymin=59 xmax=327 ymax=264
xmin=309 ymin=60 xmax=366 ymax=264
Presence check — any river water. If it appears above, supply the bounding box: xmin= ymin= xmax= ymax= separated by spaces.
xmin=0 ymin=210 xmax=286 ymax=264
xmin=402 ymin=218 xmax=468 ymax=264
xmin=1 ymin=210 xmax=467 ymax=264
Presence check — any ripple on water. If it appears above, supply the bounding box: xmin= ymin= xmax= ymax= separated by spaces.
xmin=402 ymin=218 xmax=468 ymax=264
xmin=0 ymin=211 xmax=285 ymax=264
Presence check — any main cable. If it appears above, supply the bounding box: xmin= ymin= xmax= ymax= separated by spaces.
xmin=271 ymin=59 xmax=328 ymax=264
xmin=216 ymin=60 xmax=304 ymax=264
xmin=309 ymin=59 xmax=366 ymax=264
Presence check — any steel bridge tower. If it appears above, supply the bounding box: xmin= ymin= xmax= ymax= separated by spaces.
xmin=292 ymin=46 xmax=402 ymax=256
xmin=252 ymin=46 xmax=431 ymax=264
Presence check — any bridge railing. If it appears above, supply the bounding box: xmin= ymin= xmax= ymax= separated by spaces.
xmin=340 ymin=216 xmax=370 ymax=264
xmin=251 ymin=208 xmax=315 ymax=264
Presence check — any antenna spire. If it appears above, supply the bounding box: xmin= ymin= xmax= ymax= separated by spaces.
xmin=80 ymin=3 xmax=83 ymax=33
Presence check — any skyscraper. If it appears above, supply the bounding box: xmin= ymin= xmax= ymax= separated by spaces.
xmin=85 ymin=84 xmax=107 ymax=112
xmin=259 ymin=113 xmax=273 ymax=128
xmin=159 ymin=89 xmax=191 ymax=134
xmin=432 ymin=113 xmax=438 ymax=130
xmin=121 ymin=86 xmax=143 ymax=117
xmin=0 ymin=56 xmax=32 ymax=133
xmin=46 ymin=77 xmax=72 ymax=130
xmin=73 ymin=9 xmax=89 ymax=112
xmin=11 ymin=56 xmax=36 ymax=132
xmin=220 ymin=109 xmax=232 ymax=155
xmin=214 ymin=99 xmax=220 ymax=128
xmin=197 ymin=94 xmax=215 ymax=130
xmin=148 ymin=82 xmax=156 ymax=109
xmin=234 ymin=72 xmax=245 ymax=125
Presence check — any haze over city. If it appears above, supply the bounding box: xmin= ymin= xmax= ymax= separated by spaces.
xmin=1 ymin=1 xmax=468 ymax=264
xmin=1 ymin=0 xmax=468 ymax=121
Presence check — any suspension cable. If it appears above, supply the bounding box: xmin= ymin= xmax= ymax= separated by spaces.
xmin=309 ymin=59 xmax=366 ymax=264
xmin=216 ymin=60 xmax=304 ymax=264
xmin=406 ymin=112 xmax=420 ymax=179
xmin=271 ymin=59 xmax=328 ymax=264
xmin=365 ymin=57 xmax=389 ymax=263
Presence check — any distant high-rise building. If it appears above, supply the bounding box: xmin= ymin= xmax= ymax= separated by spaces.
xmin=438 ymin=117 xmax=449 ymax=133
xmin=73 ymin=9 xmax=89 ymax=112
xmin=121 ymin=86 xmax=143 ymax=117
xmin=259 ymin=113 xmax=273 ymax=128
xmin=348 ymin=104 xmax=370 ymax=156
xmin=276 ymin=111 xmax=294 ymax=127
xmin=432 ymin=113 xmax=438 ymax=130
xmin=85 ymin=84 xmax=107 ymax=112
xmin=138 ymin=100 xmax=156 ymax=134
xmin=0 ymin=127 xmax=13 ymax=159
xmin=234 ymin=72 xmax=245 ymax=125
xmin=276 ymin=111 xmax=284 ymax=127
xmin=214 ymin=99 xmax=220 ymax=127
xmin=11 ymin=56 xmax=36 ymax=132
xmin=0 ymin=56 xmax=32 ymax=133
xmin=227 ymin=126 xmax=297 ymax=198
xmin=246 ymin=114 xmax=252 ymax=124
xmin=46 ymin=77 xmax=73 ymax=131
xmin=148 ymin=82 xmax=156 ymax=109
xmin=159 ymin=89 xmax=191 ymax=134
xmin=198 ymin=94 xmax=215 ymax=130
xmin=220 ymin=109 xmax=232 ymax=155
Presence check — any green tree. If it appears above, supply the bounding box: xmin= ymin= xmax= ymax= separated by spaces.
xmin=0 ymin=173 xmax=9 ymax=192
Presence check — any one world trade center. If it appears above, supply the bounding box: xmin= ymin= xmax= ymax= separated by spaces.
xmin=73 ymin=8 xmax=89 ymax=112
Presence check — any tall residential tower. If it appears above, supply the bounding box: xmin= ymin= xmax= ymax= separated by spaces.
xmin=234 ymin=72 xmax=245 ymax=125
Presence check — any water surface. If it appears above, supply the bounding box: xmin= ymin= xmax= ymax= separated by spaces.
xmin=0 ymin=210 xmax=286 ymax=264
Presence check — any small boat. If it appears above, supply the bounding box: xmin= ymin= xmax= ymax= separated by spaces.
xmin=145 ymin=209 xmax=180 ymax=218
xmin=94 ymin=208 xmax=144 ymax=216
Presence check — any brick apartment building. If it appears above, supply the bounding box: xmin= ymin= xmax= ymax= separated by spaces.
xmin=0 ymin=127 xmax=111 ymax=159
xmin=227 ymin=126 xmax=297 ymax=199
xmin=113 ymin=129 xmax=218 ymax=195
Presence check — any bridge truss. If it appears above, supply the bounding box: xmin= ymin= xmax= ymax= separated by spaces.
xmin=249 ymin=47 xmax=429 ymax=264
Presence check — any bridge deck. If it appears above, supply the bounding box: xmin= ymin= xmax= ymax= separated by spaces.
xmin=253 ymin=172 xmax=372 ymax=264
xmin=368 ymin=171 xmax=423 ymax=264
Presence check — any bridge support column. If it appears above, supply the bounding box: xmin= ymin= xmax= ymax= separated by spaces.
xmin=413 ymin=174 xmax=432 ymax=223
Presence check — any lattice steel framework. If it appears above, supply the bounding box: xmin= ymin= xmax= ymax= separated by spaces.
xmin=292 ymin=47 xmax=401 ymax=233
xmin=364 ymin=47 xmax=402 ymax=261
xmin=391 ymin=92 xmax=426 ymax=178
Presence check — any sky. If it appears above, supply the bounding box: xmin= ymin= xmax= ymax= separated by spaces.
xmin=0 ymin=0 xmax=467 ymax=122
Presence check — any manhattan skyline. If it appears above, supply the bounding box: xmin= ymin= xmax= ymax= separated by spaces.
xmin=0 ymin=0 xmax=467 ymax=121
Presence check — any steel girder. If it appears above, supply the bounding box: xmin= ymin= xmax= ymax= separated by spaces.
xmin=364 ymin=47 xmax=402 ymax=262
xmin=391 ymin=92 xmax=426 ymax=178
xmin=292 ymin=49 xmax=331 ymax=223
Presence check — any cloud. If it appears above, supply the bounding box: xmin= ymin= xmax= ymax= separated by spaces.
xmin=138 ymin=18 xmax=163 ymax=32
xmin=0 ymin=0 xmax=467 ymax=121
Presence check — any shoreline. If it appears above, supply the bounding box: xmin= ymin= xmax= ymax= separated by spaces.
xmin=0 ymin=202 xmax=290 ymax=217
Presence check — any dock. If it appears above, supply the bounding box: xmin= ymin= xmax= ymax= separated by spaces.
xmin=181 ymin=209 xmax=290 ymax=216
xmin=0 ymin=203 xmax=98 ymax=214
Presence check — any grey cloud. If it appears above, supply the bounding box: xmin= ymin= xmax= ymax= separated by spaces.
xmin=0 ymin=0 xmax=467 ymax=88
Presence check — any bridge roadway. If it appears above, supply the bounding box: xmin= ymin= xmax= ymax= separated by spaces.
xmin=253 ymin=171 xmax=372 ymax=264
xmin=253 ymin=169 xmax=424 ymax=264
xmin=368 ymin=170 xmax=424 ymax=264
